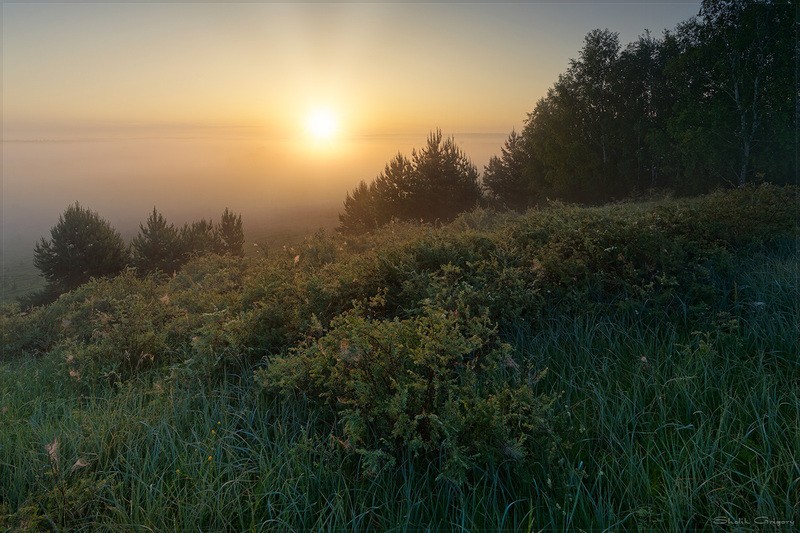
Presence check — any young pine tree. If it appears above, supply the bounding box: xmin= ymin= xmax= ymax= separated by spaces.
xmin=131 ymin=207 xmax=183 ymax=275
xmin=483 ymin=130 xmax=535 ymax=211
xmin=179 ymin=219 xmax=220 ymax=259
xmin=33 ymin=203 xmax=128 ymax=294
xmin=411 ymin=129 xmax=482 ymax=222
xmin=338 ymin=130 xmax=482 ymax=234
xmin=339 ymin=181 xmax=380 ymax=235
xmin=218 ymin=208 xmax=245 ymax=256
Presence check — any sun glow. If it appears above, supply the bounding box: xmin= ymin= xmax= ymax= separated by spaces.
xmin=306 ymin=108 xmax=339 ymax=141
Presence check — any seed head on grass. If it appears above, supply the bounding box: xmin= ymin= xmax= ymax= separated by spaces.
xmin=70 ymin=458 xmax=90 ymax=474
xmin=45 ymin=438 xmax=60 ymax=475
xmin=45 ymin=438 xmax=59 ymax=460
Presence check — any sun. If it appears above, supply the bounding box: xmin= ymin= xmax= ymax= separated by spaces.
xmin=306 ymin=107 xmax=338 ymax=141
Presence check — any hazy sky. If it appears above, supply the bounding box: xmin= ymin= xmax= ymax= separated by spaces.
xmin=2 ymin=1 xmax=701 ymax=254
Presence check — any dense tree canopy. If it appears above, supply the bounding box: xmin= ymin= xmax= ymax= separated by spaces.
xmin=131 ymin=208 xmax=183 ymax=275
xmin=338 ymin=1 xmax=792 ymax=221
xmin=340 ymin=130 xmax=481 ymax=234
xmin=33 ymin=203 xmax=128 ymax=294
xmin=669 ymin=0 xmax=795 ymax=190
xmin=483 ymin=0 xmax=795 ymax=206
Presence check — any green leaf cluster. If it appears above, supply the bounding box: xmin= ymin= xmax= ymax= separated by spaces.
xmin=261 ymin=300 xmax=559 ymax=483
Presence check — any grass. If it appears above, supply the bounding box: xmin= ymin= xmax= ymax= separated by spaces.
xmin=1 ymin=361 xmax=546 ymax=531
xmin=1 ymin=188 xmax=798 ymax=531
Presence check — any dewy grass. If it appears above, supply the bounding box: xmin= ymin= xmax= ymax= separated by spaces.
xmin=1 ymin=188 xmax=798 ymax=531
xmin=512 ymin=250 xmax=799 ymax=530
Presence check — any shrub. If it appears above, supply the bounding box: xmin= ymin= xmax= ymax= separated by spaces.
xmin=51 ymin=271 xmax=184 ymax=385
xmin=259 ymin=299 xmax=560 ymax=483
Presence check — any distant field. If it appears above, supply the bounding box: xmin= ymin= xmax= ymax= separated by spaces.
xmin=1 ymin=255 xmax=44 ymax=305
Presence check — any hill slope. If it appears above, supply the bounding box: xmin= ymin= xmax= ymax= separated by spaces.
xmin=2 ymin=185 xmax=798 ymax=530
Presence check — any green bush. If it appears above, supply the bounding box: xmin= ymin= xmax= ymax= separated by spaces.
xmin=259 ymin=298 xmax=560 ymax=483
xmin=49 ymin=272 xmax=183 ymax=385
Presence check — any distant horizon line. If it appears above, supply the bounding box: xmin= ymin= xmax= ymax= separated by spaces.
xmin=1 ymin=131 xmax=510 ymax=144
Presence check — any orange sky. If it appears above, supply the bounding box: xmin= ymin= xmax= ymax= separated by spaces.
xmin=3 ymin=2 xmax=700 ymax=137
xmin=2 ymin=2 xmax=700 ymax=252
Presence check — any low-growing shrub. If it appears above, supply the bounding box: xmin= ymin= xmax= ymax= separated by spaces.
xmin=3 ymin=186 xmax=796 ymax=387
xmin=50 ymin=272 xmax=183 ymax=385
xmin=259 ymin=297 xmax=561 ymax=483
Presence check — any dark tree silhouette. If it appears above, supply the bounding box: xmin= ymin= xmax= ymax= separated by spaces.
xmin=131 ymin=207 xmax=183 ymax=275
xmin=523 ymin=29 xmax=625 ymax=202
xmin=339 ymin=130 xmax=481 ymax=234
xmin=484 ymin=0 xmax=793 ymax=206
xmin=33 ymin=203 xmax=128 ymax=294
xmin=483 ymin=130 xmax=536 ymax=211
xmin=374 ymin=153 xmax=416 ymax=223
xmin=179 ymin=219 xmax=220 ymax=259
xmin=616 ymin=30 xmax=683 ymax=190
xmin=340 ymin=181 xmax=381 ymax=235
xmin=410 ymin=130 xmax=481 ymax=222
xmin=218 ymin=208 xmax=245 ymax=256
xmin=669 ymin=0 xmax=794 ymax=188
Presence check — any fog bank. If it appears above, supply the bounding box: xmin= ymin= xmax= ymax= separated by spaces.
xmin=2 ymin=129 xmax=506 ymax=258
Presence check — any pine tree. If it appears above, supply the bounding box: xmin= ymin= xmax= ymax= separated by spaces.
xmin=218 ymin=208 xmax=245 ymax=256
xmin=411 ymin=129 xmax=481 ymax=222
xmin=33 ymin=203 xmax=128 ymax=294
xmin=339 ymin=181 xmax=380 ymax=235
xmin=338 ymin=130 xmax=482 ymax=234
xmin=179 ymin=219 xmax=220 ymax=259
xmin=374 ymin=153 xmax=415 ymax=222
xmin=131 ymin=207 xmax=183 ymax=275
xmin=483 ymin=130 xmax=535 ymax=211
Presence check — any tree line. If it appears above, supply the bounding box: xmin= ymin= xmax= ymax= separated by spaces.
xmin=29 ymin=204 xmax=244 ymax=306
xmin=339 ymin=129 xmax=481 ymax=234
xmin=340 ymin=0 xmax=794 ymax=232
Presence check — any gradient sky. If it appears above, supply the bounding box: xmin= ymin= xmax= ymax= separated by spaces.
xmin=2 ymin=1 xmax=701 ymax=254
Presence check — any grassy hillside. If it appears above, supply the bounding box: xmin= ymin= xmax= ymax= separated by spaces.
xmin=1 ymin=185 xmax=798 ymax=531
